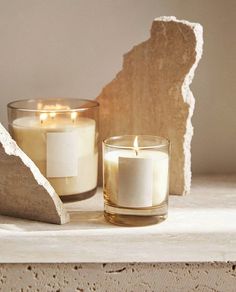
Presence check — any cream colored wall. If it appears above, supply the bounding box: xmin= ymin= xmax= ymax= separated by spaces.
xmin=0 ymin=0 xmax=235 ymax=174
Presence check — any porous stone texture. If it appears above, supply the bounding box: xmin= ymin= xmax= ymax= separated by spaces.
xmin=96 ymin=16 xmax=203 ymax=195
xmin=0 ymin=262 xmax=236 ymax=291
xmin=0 ymin=123 xmax=69 ymax=224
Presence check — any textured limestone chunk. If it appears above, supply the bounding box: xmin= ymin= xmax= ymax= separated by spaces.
xmin=97 ymin=16 xmax=203 ymax=195
xmin=0 ymin=123 xmax=70 ymax=224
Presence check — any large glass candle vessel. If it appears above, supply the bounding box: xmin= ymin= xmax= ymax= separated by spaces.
xmin=8 ymin=98 xmax=99 ymax=202
xmin=103 ymin=135 xmax=170 ymax=226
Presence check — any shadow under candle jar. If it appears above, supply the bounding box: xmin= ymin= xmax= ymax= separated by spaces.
xmin=103 ymin=135 xmax=170 ymax=226
xmin=7 ymin=98 xmax=99 ymax=203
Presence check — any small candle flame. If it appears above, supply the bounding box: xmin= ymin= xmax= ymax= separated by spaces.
xmin=71 ymin=112 xmax=78 ymax=123
xmin=49 ymin=112 xmax=56 ymax=119
xmin=38 ymin=103 xmax=72 ymax=122
xmin=133 ymin=136 xmax=139 ymax=156
xmin=40 ymin=113 xmax=48 ymax=124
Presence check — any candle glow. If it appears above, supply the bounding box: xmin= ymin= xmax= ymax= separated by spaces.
xmin=38 ymin=103 xmax=75 ymax=123
xmin=49 ymin=112 xmax=56 ymax=119
xmin=40 ymin=113 xmax=48 ymax=124
xmin=71 ymin=112 xmax=78 ymax=123
xmin=9 ymin=98 xmax=99 ymax=200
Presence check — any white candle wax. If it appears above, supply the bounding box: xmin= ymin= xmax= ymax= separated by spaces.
xmin=11 ymin=116 xmax=98 ymax=196
xmin=104 ymin=150 xmax=169 ymax=207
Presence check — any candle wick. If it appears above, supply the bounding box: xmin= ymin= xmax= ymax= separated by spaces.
xmin=133 ymin=136 xmax=139 ymax=156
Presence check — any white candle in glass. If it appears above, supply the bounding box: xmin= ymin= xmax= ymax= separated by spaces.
xmin=104 ymin=137 xmax=169 ymax=207
xmin=11 ymin=110 xmax=98 ymax=197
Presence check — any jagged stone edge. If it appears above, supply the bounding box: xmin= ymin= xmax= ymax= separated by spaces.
xmin=0 ymin=123 xmax=70 ymax=223
xmin=155 ymin=16 xmax=203 ymax=194
xmin=97 ymin=16 xmax=203 ymax=194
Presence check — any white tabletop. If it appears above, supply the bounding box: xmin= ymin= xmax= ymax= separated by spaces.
xmin=0 ymin=175 xmax=236 ymax=263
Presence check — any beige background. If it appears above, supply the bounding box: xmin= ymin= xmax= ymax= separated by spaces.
xmin=0 ymin=0 xmax=235 ymax=174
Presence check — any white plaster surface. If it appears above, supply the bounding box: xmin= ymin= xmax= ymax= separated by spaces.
xmin=0 ymin=175 xmax=236 ymax=264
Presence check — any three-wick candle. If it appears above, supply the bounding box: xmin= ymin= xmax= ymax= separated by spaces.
xmin=8 ymin=98 xmax=99 ymax=201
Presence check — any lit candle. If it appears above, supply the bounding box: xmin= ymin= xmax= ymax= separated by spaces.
xmin=104 ymin=136 xmax=169 ymax=208
xmin=9 ymin=100 xmax=98 ymax=199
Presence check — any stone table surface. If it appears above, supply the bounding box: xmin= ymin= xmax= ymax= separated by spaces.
xmin=0 ymin=175 xmax=236 ymax=264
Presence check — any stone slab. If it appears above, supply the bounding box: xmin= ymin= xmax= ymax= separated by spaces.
xmin=96 ymin=16 xmax=203 ymax=195
xmin=0 ymin=175 xmax=235 ymax=263
xmin=1 ymin=262 xmax=236 ymax=291
xmin=0 ymin=123 xmax=70 ymax=225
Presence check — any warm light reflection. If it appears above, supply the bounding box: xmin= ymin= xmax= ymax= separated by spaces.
xmin=37 ymin=102 xmax=43 ymax=110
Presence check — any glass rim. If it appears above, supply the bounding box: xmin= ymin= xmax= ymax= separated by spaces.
xmin=103 ymin=135 xmax=170 ymax=150
xmin=7 ymin=98 xmax=99 ymax=113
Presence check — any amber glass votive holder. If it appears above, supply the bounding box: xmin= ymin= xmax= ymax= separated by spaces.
xmin=103 ymin=135 xmax=170 ymax=226
xmin=7 ymin=98 xmax=99 ymax=202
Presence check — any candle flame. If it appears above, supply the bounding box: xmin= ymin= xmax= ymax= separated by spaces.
xmin=71 ymin=112 xmax=78 ymax=122
xmin=40 ymin=113 xmax=48 ymax=124
xmin=37 ymin=103 xmax=79 ymax=124
xmin=133 ymin=136 xmax=139 ymax=156
xmin=38 ymin=103 xmax=72 ymax=121
xmin=49 ymin=112 xmax=56 ymax=118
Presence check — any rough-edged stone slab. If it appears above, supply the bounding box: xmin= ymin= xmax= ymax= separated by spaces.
xmin=97 ymin=16 xmax=203 ymax=195
xmin=0 ymin=123 xmax=70 ymax=224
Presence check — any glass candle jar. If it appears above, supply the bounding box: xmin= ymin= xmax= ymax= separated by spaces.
xmin=103 ymin=135 xmax=170 ymax=226
xmin=7 ymin=98 xmax=99 ymax=202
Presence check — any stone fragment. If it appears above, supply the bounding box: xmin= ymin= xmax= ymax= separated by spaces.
xmin=97 ymin=16 xmax=203 ymax=195
xmin=0 ymin=123 xmax=70 ymax=224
